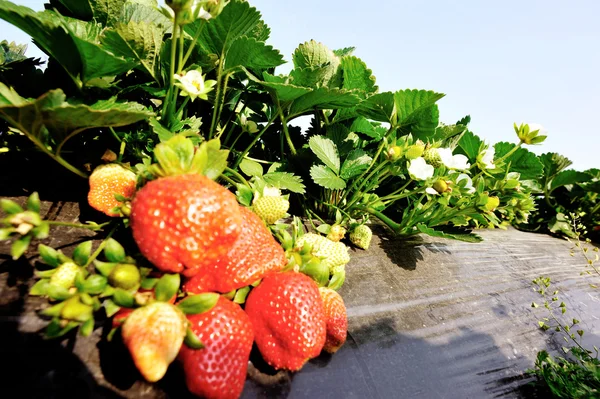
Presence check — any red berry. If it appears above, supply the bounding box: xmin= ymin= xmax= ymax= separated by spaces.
xmin=183 ymin=206 xmax=286 ymax=293
xmin=88 ymin=164 xmax=136 ymax=217
xmin=245 ymin=272 xmax=326 ymax=371
xmin=130 ymin=174 xmax=243 ymax=275
xmin=179 ymin=297 xmax=254 ymax=399
xmin=319 ymin=287 xmax=348 ymax=353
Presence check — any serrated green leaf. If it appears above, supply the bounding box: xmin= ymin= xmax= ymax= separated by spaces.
xmin=289 ymin=64 xmax=342 ymax=89
xmin=494 ymin=142 xmax=544 ymax=180
xmin=225 ymin=36 xmax=284 ymax=71
xmin=539 ymin=152 xmax=572 ymax=180
xmin=101 ymin=20 xmax=163 ymax=81
xmin=333 ymin=47 xmax=355 ymax=57
xmin=47 ymin=0 xmax=93 ymax=20
xmin=247 ymin=72 xmax=311 ymax=102
xmin=239 ymin=158 xmax=263 ymax=177
xmin=293 ymin=40 xmax=337 ymax=69
xmin=184 ymin=0 xmax=266 ymax=56
xmin=61 ymin=17 xmax=136 ymax=84
xmin=341 ymin=149 xmax=372 ymax=179
xmin=204 ymin=143 xmax=229 ymax=180
xmin=309 ymin=135 xmax=340 ymax=174
xmin=310 ymin=165 xmax=346 ymax=190
xmin=409 ymin=104 xmax=440 ymax=141
xmin=356 ymin=92 xmax=394 ymax=123
xmin=154 ymin=273 xmax=180 ymax=302
xmin=457 ymin=130 xmax=483 ymax=162
xmin=393 ymin=89 xmax=445 ymax=127
xmin=349 ymin=116 xmax=382 ymax=139
xmin=550 ymin=170 xmax=591 ymax=193
xmin=289 ymin=87 xmax=360 ymax=117
xmin=90 ymin=0 xmax=126 ymax=25
xmin=0 ymin=84 xmax=152 ymax=154
xmin=177 ymin=293 xmax=219 ymax=315
xmin=416 ymin=224 xmax=482 ymax=243
xmin=263 ymin=172 xmax=305 ymax=193
xmin=73 ymin=241 xmax=92 ymax=266
xmin=340 ymin=56 xmax=377 ymax=94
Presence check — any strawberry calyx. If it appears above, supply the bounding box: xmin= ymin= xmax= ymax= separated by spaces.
xmin=146 ymin=135 xmax=229 ymax=179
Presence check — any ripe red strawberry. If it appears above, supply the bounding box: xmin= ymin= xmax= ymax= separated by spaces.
xmin=319 ymin=287 xmax=348 ymax=353
xmin=121 ymin=302 xmax=187 ymax=382
xmin=183 ymin=206 xmax=286 ymax=292
xmin=130 ymin=174 xmax=243 ymax=275
xmin=245 ymin=272 xmax=326 ymax=371
xmin=179 ymin=297 xmax=254 ymax=399
xmin=88 ymin=164 xmax=137 ymax=217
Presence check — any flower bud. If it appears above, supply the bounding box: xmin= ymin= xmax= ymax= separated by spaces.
xmin=386 ymin=146 xmax=403 ymax=161
xmin=514 ymin=123 xmax=547 ymax=145
xmin=166 ymin=0 xmax=194 ymax=13
xmin=109 ymin=264 xmax=141 ymax=290
xmin=485 ymin=196 xmax=500 ymax=211
xmin=432 ymin=179 xmax=449 ymax=194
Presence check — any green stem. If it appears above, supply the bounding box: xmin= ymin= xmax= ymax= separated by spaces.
xmin=224 ymin=166 xmax=250 ymax=187
xmin=381 ymin=187 xmax=425 ymax=204
xmin=342 ymin=126 xmax=394 ymax=203
xmin=357 ymin=206 xmax=402 ymax=234
xmin=175 ymin=96 xmax=190 ymax=119
xmin=220 ymin=174 xmax=237 ymax=187
xmin=117 ymin=140 xmax=126 ymax=163
xmin=233 ymin=117 xmax=277 ymax=169
xmin=430 ymin=206 xmax=477 ymax=226
xmin=346 ymin=160 xmax=390 ymax=207
xmin=84 ymin=226 xmax=117 ymax=267
xmin=162 ymin=17 xmax=180 ymax=120
xmin=48 ymin=221 xmax=110 ymax=231
xmin=181 ymin=19 xmax=207 ymax=68
xmin=279 ymin=111 xmax=296 ymax=155
xmin=55 ymin=128 xmax=88 ymax=158
xmin=177 ymin=25 xmax=185 ymax=74
xmin=218 ymin=93 xmax=246 ymax=141
xmin=109 ymin=127 xmax=122 ymax=143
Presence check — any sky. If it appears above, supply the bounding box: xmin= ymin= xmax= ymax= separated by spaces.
xmin=1 ymin=0 xmax=599 ymax=170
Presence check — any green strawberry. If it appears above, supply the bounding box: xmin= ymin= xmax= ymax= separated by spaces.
xmin=253 ymin=196 xmax=289 ymax=225
xmin=423 ymin=148 xmax=442 ymax=168
xmin=326 ymin=224 xmax=346 ymax=242
xmin=405 ymin=143 xmax=425 ymax=160
xmin=349 ymin=225 xmax=373 ymax=250
xmin=49 ymin=262 xmax=81 ymax=289
xmin=109 ymin=264 xmax=141 ymax=290
xmin=296 ymin=233 xmax=349 ymax=275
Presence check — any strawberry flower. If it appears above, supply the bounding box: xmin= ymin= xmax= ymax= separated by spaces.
xmin=437 ymin=148 xmax=470 ymax=170
xmin=456 ymin=173 xmax=475 ymax=194
xmin=174 ymin=69 xmax=216 ymax=101
xmin=478 ymin=147 xmax=495 ymax=169
xmin=408 ymin=157 xmax=434 ymax=181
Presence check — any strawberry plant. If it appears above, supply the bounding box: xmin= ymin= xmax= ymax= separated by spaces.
xmin=0 ymin=0 xmax=590 ymax=397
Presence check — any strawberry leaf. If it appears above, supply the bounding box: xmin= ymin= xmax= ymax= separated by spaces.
xmin=309 ymin=135 xmax=340 ymax=174
xmin=310 ymin=165 xmax=346 ymax=190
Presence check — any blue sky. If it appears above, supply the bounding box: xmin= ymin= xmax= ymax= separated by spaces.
xmin=2 ymin=0 xmax=599 ymax=170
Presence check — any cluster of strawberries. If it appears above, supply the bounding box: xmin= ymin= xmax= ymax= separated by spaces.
xmin=88 ymin=160 xmax=348 ymax=399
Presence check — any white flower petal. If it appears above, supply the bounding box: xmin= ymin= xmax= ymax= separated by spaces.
xmin=408 ymin=157 xmax=434 ymax=181
xmin=456 ymin=173 xmax=475 ymax=194
xmin=480 ymin=147 xmax=495 ymax=169
xmin=425 ymin=187 xmax=439 ymax=195
xmin=527 ymin=123 xmax=547 ymax=135
xmin=451 ymin=154 xmax=470 ymax=170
